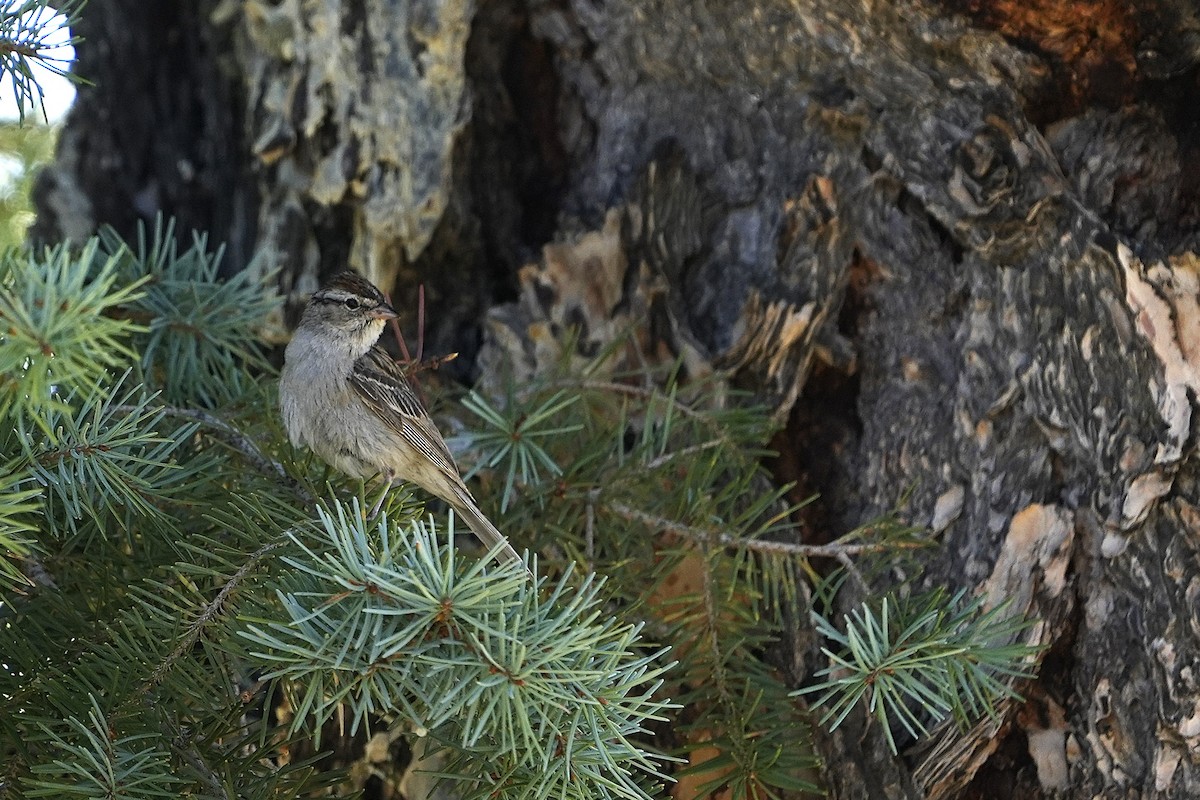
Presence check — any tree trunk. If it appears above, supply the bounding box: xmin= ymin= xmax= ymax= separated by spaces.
xmin=35 ymin=0 xmax=1200 ymax=797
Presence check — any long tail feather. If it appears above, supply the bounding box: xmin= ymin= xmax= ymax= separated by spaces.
xmin=449 ymin=488 xmax=529 ymax=573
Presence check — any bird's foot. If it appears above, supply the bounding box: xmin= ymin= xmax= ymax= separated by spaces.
xmin=365 ymin=472 xmax=394 ymax=521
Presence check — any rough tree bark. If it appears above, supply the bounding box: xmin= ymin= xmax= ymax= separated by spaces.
xmin=34 ymin=0 xmax=1200 ymax=797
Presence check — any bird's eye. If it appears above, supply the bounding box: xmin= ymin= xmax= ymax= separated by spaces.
xmin=344 ymin=298 xmax=361 ymax=310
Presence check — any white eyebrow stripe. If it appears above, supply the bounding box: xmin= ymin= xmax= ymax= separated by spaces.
xmin=315 ymin=289 xmax=378 ymax=305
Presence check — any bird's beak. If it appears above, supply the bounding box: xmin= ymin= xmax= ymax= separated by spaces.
xmin=371 ymin=303 xmax=399 ymax=321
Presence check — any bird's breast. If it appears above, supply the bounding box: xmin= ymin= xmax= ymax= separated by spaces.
xmin=280 ymin=354 xmax=381 ymax=479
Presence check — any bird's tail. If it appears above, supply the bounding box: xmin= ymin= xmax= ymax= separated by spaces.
xmin=449 ymin=487 xmax=528 ymax=572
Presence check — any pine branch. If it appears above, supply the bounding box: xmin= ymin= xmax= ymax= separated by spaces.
xmin=461 ymin=389 xmax=582 ymax=512
xmin=98 ymin=218 xmax=281 ymax=408
xmin=135 ymin=537 xmax=287 ymax=700
xmin=116 ymin=403 xmax=313 ymax=505
xmin=698 ymin=535 xmax=741 ymax=764
xmin=560 ymin=377 xmax=772 ymax=454
xmin=0 ymin=240 xmax=147 ymax=421
xmin=238 ymin=499 xmax=675 ymax=800
xmin=18 ymin=377 xmax=212 ymax=539
xmin=643 ymin=439 xmax=724 ymax=470
xmin=796 ymin=589 xmax=1041 ymax=753
xmin=23 ymin=695 xmax=185 ymax=799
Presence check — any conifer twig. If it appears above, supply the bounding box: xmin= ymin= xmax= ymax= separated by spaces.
xmin=585 ymin=488 xmax=599 ymax=562
xmin=137 ymin=537 xmax=287 ymax=699
xmin=699 ymin=525 xmax=737 ymax=747
xmin=115 ymin=404 xmax=313 ymax=505
xmin=644 ymin=439 xmax=723 ymax=470
xmin=608 ymin=503 xmax=925 ymax=558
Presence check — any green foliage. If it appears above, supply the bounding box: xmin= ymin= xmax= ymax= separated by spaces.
xmin=16 ymin=375 xmax=208 ymax=541
xmin=23 ymin=696 xmax=184 ymax=799
xmin=0 ymin=0 xmax=84 ymax=124
xmin=456 ymin=357 xmax=823 ymax=797
xmin=241 ymin=500 xmax=673 ymax=800
xmin=797 ymin=589 xmax=1041 ymax=753
xmin=462 ymin=388 xmax=581 ymax=511
xmin=0 ymin=121 xmax=56 ymax=248
xmin=0 ymin=453 xmax=38 ymax=584
xmin=0 ymin=216 xmax=1043 ymax=799
xmin=0 ymin=225 xmax=313 ymax=797
xmin=0 ymin=227 xmax=679 ymax=798
xmin=0 ymin=240 xmax=146 ymax=421
xmin=98 ymin=219 xmax=279 ymax=407
xmin=454 ymin=337 xmax=1041 ymax=795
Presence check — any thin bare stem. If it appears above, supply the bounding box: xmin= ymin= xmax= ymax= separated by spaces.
xmin=385 ymin=290 xmax=413 ymax=364
xmin=417 ymin=283 xmax=426 ymax=363
xmin=607 ymin=503 xmax=926 ymax=558
xmin=836 ymin=551 xmax=869 ymax=594
xmin=644 ymin=440 xmax=723 ymax=470
xmin=566 ymin=380 xmax=712 ymax=421
xmin=585 ymin=488 xmax=599 ymax=564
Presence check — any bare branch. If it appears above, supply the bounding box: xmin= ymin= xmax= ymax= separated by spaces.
xmin=607 ymin=502 xmax=926 ymax=558
xmin=644 ymin=439 xmax=724 ymax=470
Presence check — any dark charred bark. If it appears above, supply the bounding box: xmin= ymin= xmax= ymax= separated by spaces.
xmin=34 ymin=0 xmax=1200 ymax=797
xmin=30 ymin=1 xmax=255 ymax=269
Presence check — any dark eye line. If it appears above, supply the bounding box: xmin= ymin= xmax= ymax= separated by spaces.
xmin=313 ymin=295 xmax=372 ymax=308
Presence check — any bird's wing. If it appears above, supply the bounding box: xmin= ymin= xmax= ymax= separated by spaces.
xmin=349 ymin=346 xmax=462 ymax=478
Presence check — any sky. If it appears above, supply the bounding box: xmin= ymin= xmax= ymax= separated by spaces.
xmin=0 ymin=66 xmax=76 ymax=122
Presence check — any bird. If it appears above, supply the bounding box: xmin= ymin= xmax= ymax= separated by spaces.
xmin=278 ymin=270 xmax=525 ymax=569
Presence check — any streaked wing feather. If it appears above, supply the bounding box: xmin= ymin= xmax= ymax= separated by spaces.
xmin=350 ymin=347 xmax=461 ymax=477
